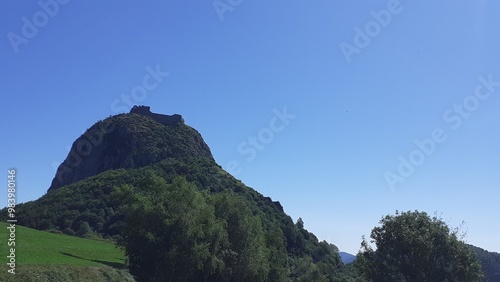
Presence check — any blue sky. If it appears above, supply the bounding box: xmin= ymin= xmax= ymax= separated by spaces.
xmin=1 ymin=1 xmax=499 ymax=254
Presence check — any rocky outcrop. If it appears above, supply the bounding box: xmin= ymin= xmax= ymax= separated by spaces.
xmin=48 ymin=112 xmax=212 ymax=191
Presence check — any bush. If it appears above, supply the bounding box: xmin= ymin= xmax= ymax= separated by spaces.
xmin=63 ymin=228 xmax=76 ymax=236
xmin=77 ymin=222 xmax=91 ymax=237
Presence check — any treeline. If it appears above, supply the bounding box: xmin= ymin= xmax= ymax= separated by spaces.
xmin=114 ymin=175 xmax=336 ymax=281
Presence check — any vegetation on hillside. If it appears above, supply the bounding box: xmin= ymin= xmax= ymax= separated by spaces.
xmin=114 ymin=176 xmax=288 ymax=281
xmin=2 ymin=114 xmax=496 ymax=281
xmin=4 ymin=160 xmax=346 ymax=280
xmin=469 ymin=245 xmax=500 ymax=281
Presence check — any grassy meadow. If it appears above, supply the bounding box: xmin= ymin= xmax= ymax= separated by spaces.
xmin=0 ymin=222 xmax=134 ymax=281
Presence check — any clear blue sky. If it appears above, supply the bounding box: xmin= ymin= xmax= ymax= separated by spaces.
xmin=1 ymin=1 xmax=499 ymax=254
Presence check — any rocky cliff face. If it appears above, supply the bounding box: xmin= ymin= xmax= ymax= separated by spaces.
xmin=48 ymin=113 xmax=213 ymax=191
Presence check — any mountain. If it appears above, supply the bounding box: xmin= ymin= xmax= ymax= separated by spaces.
xmin=469 ymin=245 xmax=500 ymax=282
xmin=49 ymin=106 xmax=212 ymax=191
xmin=339 ymin=252 xmax=356 ymax=264
xmin=5 ymin=107 xmax=347 ymax=281
xmin=6 ymin=107 xmax=496 ymax=281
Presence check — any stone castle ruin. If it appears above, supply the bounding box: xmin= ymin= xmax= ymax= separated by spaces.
xmin=130 ymin=105 xmax=184 ymax=125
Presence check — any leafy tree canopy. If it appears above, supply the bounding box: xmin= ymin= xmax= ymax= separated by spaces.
xmin=356 ymin=210 xmax=483 ymax=282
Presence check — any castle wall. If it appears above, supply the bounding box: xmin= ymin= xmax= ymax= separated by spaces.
xmin=130 ymin=106 xmax=183 ymax=126
xmin=151 ymin=113 xmax=183 ymax=125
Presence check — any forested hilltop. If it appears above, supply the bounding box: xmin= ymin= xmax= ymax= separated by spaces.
xmin=5 ymin=112 xmax=358 ymax=281
xmin=2 ymin=110 xmax=497 ymax=281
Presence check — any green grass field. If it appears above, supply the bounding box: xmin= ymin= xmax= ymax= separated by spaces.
xmin=0 ymin=222 xmax=134 ymax=281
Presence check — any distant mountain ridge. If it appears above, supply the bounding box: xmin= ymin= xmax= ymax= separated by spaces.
xmin=339 ymin=251 xmax=356 ymax=264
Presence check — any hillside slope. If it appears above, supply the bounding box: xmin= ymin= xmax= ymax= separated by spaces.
xmin=0 ymin=222 xmax=134 ymax=281
xmin=470 ymin=245 xmax=500 ymax=281
xmin=5 ymin=111 xmax=346 ymax=280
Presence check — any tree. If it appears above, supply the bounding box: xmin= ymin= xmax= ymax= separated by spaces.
xmin=211 ymin=192 xmax=273 ymax=281
xmin=356 ymin=210 xmax=483 ymax=282
xmin=113 ymin=173 xmax=287 ymax=281
xmin=114 ymin=176 xmax=226 ymax=281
